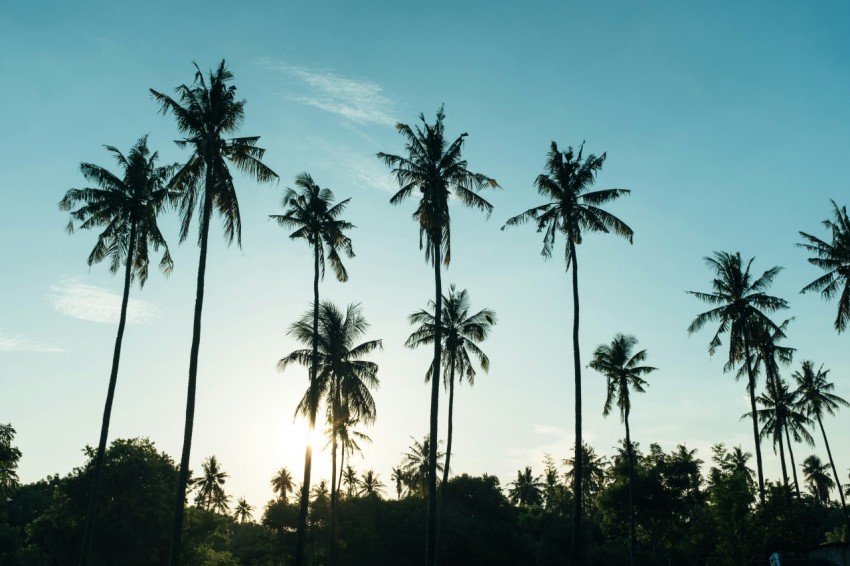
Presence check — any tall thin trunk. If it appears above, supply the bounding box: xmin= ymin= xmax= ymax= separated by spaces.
xmin=441 ymin=351 xmax=456 ymax=491
xmin=570 ymin=241 xmax=583 ymax=564
xmin=79 ymin=222 xmax=136 ymax=566
xmin=170 ymin=186 xmax=213 ymax=566
xmin=783 ymin=425 xmax=800 ymax=498
xmin=776 ymin=420 xmax=790 ymax=504
xmin=294 ymin=245 xmax=321 ymax=566
xmin=624 ymin=406 xmax=635 ymax=566
xmin=818 ymin=415 xmax=850 ymax=534
xmin=742 ymin=329 xmax=766 ymax=506
xmin=329 ymin=386 xmax=339 ymax=565
xmin=425 ymin=241 xmax=442 ymax=566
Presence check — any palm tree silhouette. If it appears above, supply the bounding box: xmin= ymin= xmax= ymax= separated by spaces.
xmin=406 ymin=286 xmax=495 ymax=494
xmin=503 ymin=141 xmax=632 ymax=559
xmin=151 ymin=60 xmax=278 ymax=564
xmin=271 ymin=467 xmax=294 ymax=502
xmin=564 ymin=442 xmax=609 ymax=512
xmin=234 ymin=498 xmax=254 ymax=523
xmin=59 ymin=136 xmax=175 ymax=566
xmin=794 ymin=360 xmax=850 ymax=530
xmin=803 ymin=455 xmax=835 ymax=505
xmin=590 ymin=334 xmax=655 ymax=566
xmin=402 ymin=436 xmax=445 ymax=497
xmin=341 ymin=465 xmax=359 ymax=498
xmin=332 ymin=417 xmax=371 ymax=494
xmin=799 ymin=201 xmax=850 ymax=332
xmin=507 ymin=467 xmax=543 ymax=507
xmin=358 ymin=470 xmax=385 ymax=498
xmin=193 ymin=455 xmax=230 ymax=513
xmin=270 ymin=172 xmax=354 ymax=566
xmin=378 ymin=106 xmax=497 ymax=565
xmin=687 ymin=251 xmax=788 ymax=504
xmin=391 ymin=466 xmax=407 ymax=500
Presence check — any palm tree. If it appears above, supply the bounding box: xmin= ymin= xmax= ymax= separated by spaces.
xmin=687 ymin=251 xmax=788 ymax=504
xmin=270 ymin=172 xmax=353 ymax=566
xmin=271 ymin=467 xmax=294 ymax=502
xmin=503 ymin=141 xmax=632 ymax=559
xmin=341 ymin=465 xmax=359 ymax=498
xmin=402 ymin=436 xmax=445 ymax=497
xmin=378 ymin=106 xmax=498 ymax=566
xmin=794 ymin=360 xmax=850 ymax=531
xmin=193 ymin=455 xmax=229 ymax=513
xmin=234 ymin=498 xmax=254 ymax=523
xmin=358 ymin=470 xmax=385 ymax=498
xmin=391 ymin=466 xmax=407 ymax=500
xmin=59 ymin=136 xmax=175 ymax=566
xmin=589 ymin=334 xmax=656 ymax=566
xmin=799 ymin=201 xmax=850 ymax=332
xmin=334 ymin=417 xmax=371 ymax=493
xmin=151 ymin=60 xmax=278 ymax=565
xmin=803 ymin=455 xmax=835 ymax=505
xmin=564 ymin=442 xmax=609 ymax=509
xmin=279 ymin=301 xmax=380 ymax=564
xmin=406 ymin=286 xmax=495 ymax=494
xmin=507 ymin=467 xmax=544 ymax=507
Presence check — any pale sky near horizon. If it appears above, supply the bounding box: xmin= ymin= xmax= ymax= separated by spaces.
xmin=2 ymin=1 xmax=849 ymax=513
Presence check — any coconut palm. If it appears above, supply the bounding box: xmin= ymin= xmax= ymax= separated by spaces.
xmin=151 ymin=60 xmax=278 ymax=564
xmin=341 ymin=466 xmax=359 ymax=498
xmin=193 ymin=455 xmax=229 ymax=513
xmin=270 ymin=172 xmax=354 ymax=565
xmin=402 ymin=436 xmax=445 ymax=497
xmin=234 ymin=498 xmax=254 ymax=523
xmin=406 ymin=286 xmax=495 ymax=494
xmin=378 ymin=106 xmax=497 ymax=566
xmin=803 ymin=455 xmax=835 ymax=505
xmin=358 ymin=470 xmax=385 ymax=498
xmin=508 ymin=467 xmax=544 ymax=507
xmin=271 ymin=467 xmax=294 ymax=502
xmin=799 ymin=201 xmax=850 ymax=332
xmin=279 ymin=301 xmax=379 ymax=564
xmin=794 ymin=360 xmax=850 ymax=530
xmin=391 ymin=466 xmax=407 ymax=500
xmin=687 ymin=251 xmax=788 ymax=504
xmin=503 ymin=141 xmax=632 ymax=558
xmin=333 ymin=417 xmax=371 ymax=494
xmin=590 ymin=334 xmax=656 ymax=566
xmin=564 ymin=442 xmax=610 ymax=508
xmin=59 ymin=136 xmax=176 ymax=565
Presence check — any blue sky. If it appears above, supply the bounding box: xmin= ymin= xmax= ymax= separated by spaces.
xmin=1 ymin=1 xmax=849 ymax=511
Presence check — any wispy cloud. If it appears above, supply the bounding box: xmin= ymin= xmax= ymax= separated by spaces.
xmin=305 ymin=137 xmax=398 ymax=194
xmin=48 ymin=279 xmax=162 ymax=324
xmin=0 ymin=330 xmax=66 ymax=353
xmin=261 ymin=59 xmax=397 ymax=126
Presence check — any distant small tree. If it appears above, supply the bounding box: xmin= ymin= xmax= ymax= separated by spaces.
xmin=233 ymin=498 xmax=254 ymax=523
xmin=507 ymin=467 xmax=543 ymax=507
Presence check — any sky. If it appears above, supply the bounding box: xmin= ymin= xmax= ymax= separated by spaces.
xmin=1 ymin=1 xmax=849 ymax=513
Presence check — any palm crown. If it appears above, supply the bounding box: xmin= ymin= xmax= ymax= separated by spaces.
xmin=793 ymin=360 xmax=849 ymax=420
xmin=590 ymin=334 xmax=655 ymax=421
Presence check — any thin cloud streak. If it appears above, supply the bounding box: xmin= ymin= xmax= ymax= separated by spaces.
xmin=306 ymin=137 xmax=398 ymax=194
xmin=48 ymin=279 xmax=162 ymax=324
xmin=261 ymin=60 xmax=397 ymax=126
xmin=0 ymin=330 xmax=66 ymax=353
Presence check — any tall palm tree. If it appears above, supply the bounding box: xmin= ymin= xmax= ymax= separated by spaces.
xmin=799 ymin=201 xmax=850 ymax=332
xmin=503 ymin=142 xmax=632 ymax=559
xmin=271 ymin=467 xmax=294 ymax=502
xmin=406 ymin=286 xmax=496 ymax=493
xmin=151 ymin=60 xmax=278 ymax=565
xmin=270 ymin=172 xmax=353 ymax=566
xmin=507 ymin=467 xmax=544 ymax=507
xmin=803 ymin=455 xmax=835 ymax=505
xmin=59 ymin=136 xmax=175 ymax=566
xmin=794 ymin=360 xmax=850 ymax=531
xmin=193 ymin=455 xmax=229 ymax=513
xmin=358 ymin=470 xmax=385 ymax=498
xmin=378 ymin=106 xmax=497 ymax=565
xmin=687 ymin=251 xmax=788 ymax=504
xmin=279 ymin=301 xmax=380 ymax=565
xmin=234 ymin=498 xmax=254 ymax=523
xmin=589 ymin=334 xmax=656 ymax=566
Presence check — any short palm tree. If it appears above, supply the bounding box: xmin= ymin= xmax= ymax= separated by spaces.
xmin=270 ymin=172 xmax=353 ymax=566
xmin=794 ymin=360 xmax=850 ymax=530
xmin=803 ymin=455 xmax=835 ymax=505
xmin=358 ymin=470 xmax=385 ymax=498
xmin=341 ymin=465 xmax=359 ymax=498
xmin=59 ymin=136 xmax=175 ymax=565
xmin=193 ymin=455 xmax=229 ymax=513
xmin=564 ymin=442 xmax=609 ymax=510
xmin=234 ymin=498 xmax=254 ymax=523
xmin=151 ymin=60 xmax=278 ymax=564
xmin=590 ymin=334 xmax=656 ymax=566
xmin=271 ymin=467 xmax=294 ymax=502
xmin=378 ymin=106 xmax=498 ymax=566
xmin=687 ymin=251 xmax=788 ymax=504
xmin=402 ymin=436 xmax=445 ymax=497
xmin=799 ymin=201 xmax=850 ymax=332
xmin=406 ymin=286 xmax=495 ymax=493
xmin=333 ymin=416 xmax=371 ymax=494
xmin=391 ymin=466 xmax=407 ymax=500
xmin=503 ymin=141 xmax=632 ymax=558
xmin=508 ymin=467 xmax=544 ymax=507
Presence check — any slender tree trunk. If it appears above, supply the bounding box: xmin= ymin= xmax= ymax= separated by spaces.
xmin=776 ymin=423 xmax=790 ymax=504
xmin=570 ymin=241 xmax=584 ymax=564
xmin=294 ymin=245 xmax=321 ymax=566
xmin=783 ymin=425 xmax=801 ymax=498
xmin=818 ymin=415 xmax=850 ymax=534
xmin=624 ymin=406 xmax=635 ymax=566
xmin=425 ymin=241 xmax=442 ymax=566
xmin=441 ymin=352 xmax=456 ymax=491
xmin=79 ymin=223 xmax=136 ymax=566
xmin=742 ymin=329 xmax=766 ymax=506
xmin=329 ymin=388 xmax=339 ymax=566
xmin=170 ymin=187 xmax=214 ymax=566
